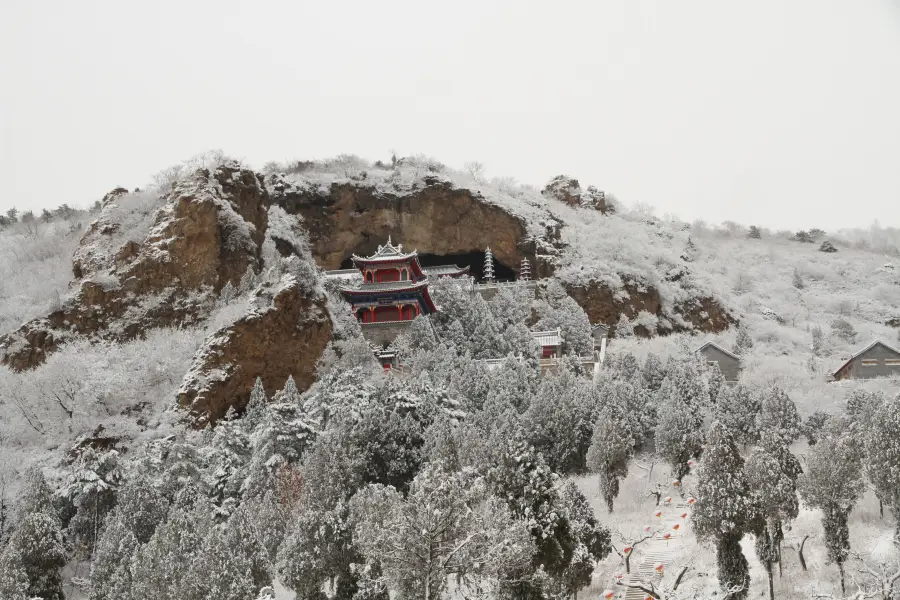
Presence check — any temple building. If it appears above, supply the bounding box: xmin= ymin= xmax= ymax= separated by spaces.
xmin=334 ymin=237 xmax=468 ymax=347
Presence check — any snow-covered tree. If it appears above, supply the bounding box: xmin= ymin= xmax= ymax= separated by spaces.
xmin=745 ymin=430 xmax=802 ymax=600
xmin=586 ymin=407 xmax=635 ymax=512
xmin=831 ymin=317 xmax=857 ymax=343
xmin=614 ymin=313 xmax=635 ymax=339
xmin=865 ymin=392 xmax=900 ymax=540
xmin=692 ymin=421 xmax=753 ymax=600
xmin=551 ymin=482 xmax=612 ymax=598
xmin=89 ymin=513 xmax=138 ymax=600
xmin=482 ymin=423 xmax=577 ymax=594
xmin=522 ymin=367 xmax=596 ymax=474
xmin=799 ymin=417 xmax=865 ymax=596
xmin=756 ymin=387 xmax=801 ymax=448
xmin=185 ymin=505 xmax=272 ymax=600
xmin=61 ymin=448 xmax=122 ymax=555
xmin=642 ymin=352 xmax=668 ymax=392
xmin=5 ymin=468 xmax=66 ymax=600
xmin=714 ymin=384 xmax=761 ymax=447
xmin=655 ymin=382 xmax=704 ymax=480
xmin=0 ymin=549 xmax=30 ymax=600
xmin=733 ymin=326 xmax=753 ymax=356
xmin=350 ymin=463 xmax=534 ymax=600
xmin=533 ymin=280 xmax=593 ymax=356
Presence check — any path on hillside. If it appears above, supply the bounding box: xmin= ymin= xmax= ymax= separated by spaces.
xmin=619 ymin=498 xmax=688 ymax=600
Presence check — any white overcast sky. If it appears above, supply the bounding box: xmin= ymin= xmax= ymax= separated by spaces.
xmin=2 ymin=1 xmax=899 ymax=231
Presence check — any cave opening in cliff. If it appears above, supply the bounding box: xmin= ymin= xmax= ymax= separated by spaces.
xmin=339 ymin=250 xmax=516 ymax=282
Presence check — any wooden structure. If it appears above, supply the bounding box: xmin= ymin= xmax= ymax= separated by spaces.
xmin=694 ymin=341 xmax=741 ymax=382
xmin=832 ymin=340 xmax=900 ymax=381
xmin=335 ymin=237 xmax=468 ymax=347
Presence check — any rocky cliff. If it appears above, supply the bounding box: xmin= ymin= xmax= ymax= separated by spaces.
xmin=1 ymin=163 xmax=270 ymax=371
xmin=272 ymin=166 xmax=734 ymax=335
xmin=177 ymin=274 xmax=332 ymax=426
xmin=0 ymin=163 xmax=334 ymax=426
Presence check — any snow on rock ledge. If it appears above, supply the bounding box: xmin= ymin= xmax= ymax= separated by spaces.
xmin=177 ymin=274 xmax=332 ymax=427
xmin=0 ymin=163 xmax=270 ymax=371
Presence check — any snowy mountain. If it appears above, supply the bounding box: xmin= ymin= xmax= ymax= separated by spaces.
xmin=0 ymin=152 xmax=898 ymax=599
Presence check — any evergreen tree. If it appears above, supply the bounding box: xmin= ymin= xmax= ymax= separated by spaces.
xmin=655 ymin=383 xmax=704 ymax=480
xmin=62 ymin=448 xmax=122 ymax=555
xmin=733 ymin=326 xmax=753 ymax=356
xmin=350 ymin=463 xmax=533 ymax=600
xmin=0 ymin=549 xmax=30 ymax=600
xmin=116 ymin=478 xmax=170 ymax=544
xmin=714 ymin=385 xmax=761 ymax=447
xmin=865 ymin=392 xmax=900 ymax=540
xmin=586 ymin=407 xmax=634 ymax=512
xmin=185 ymin=505 xmax=272 ymax=600
xmin=745 ymin=430 xmax=802 ymax=600
xmin=692 ymin=421 xmax=753 ymax=600
xmin=799 ymin=417 xmax=865 ymax=596
xmin=130 ymin=494 xmax=215 ymax=599
xmin=89 ymin=514 xmax=138 ymax=600
xmin=756 ymin=387 xmax=801 ymax=447
xmin=278 ymin=431 xmax=366 ymax=599
xmin=748 ymin=226 xmax=762 ymax=239
xmin=614 ymin=313 xmax=635 ymax=339
xmin=482 ymin=423 xmax=576 ymax=593
xmin=641 ymin=352 xmax=668 ymax=392
xmin=6 ymin=468 xmax=66 ymax=600
xmin=522 ymin=367 xmax=596 ymax=474
xmin=533 ymin=280 xmax=593 ymax=356
xmin=550 ymin=482 xmax=612 ymax=599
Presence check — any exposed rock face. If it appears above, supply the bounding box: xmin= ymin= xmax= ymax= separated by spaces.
xmin=542 ymin=176 xmax=611 ymax=213
xmin=543 ymin=175 xmax=583 ymax=207
xmin=177 ymin=275 xmax=332 ymax=426
xmin=566 ymin=279 xmax=735 ymax=337
xmin=272 ymin=176 xmax=555 ymax=278
xmin=1 ymin=163 xmax=270 ymax=371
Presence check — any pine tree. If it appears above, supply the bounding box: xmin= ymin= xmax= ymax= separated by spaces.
xmin=586 ymin=407 xmax=634 ymax=512
xmin=692 ymin=421 xmax=753 ymax=600
xmin=733 ymin=326 xmax=753 ymax=356
xmin=522 ymin=369 xmax=596 ymax=474
xmin=350 ymin=463 xmax=533 ymax=600
xmin=553 ymin=482 xmax=611 ymax=598
xmin=89 ymin=514 xmax=138 ymax=600
xmin=615 ymin=313 xmax=635 ymax=338
xmin=278 ymin=375 xmax=302 ymax=404
xmin=800 ymin=417 xmax=864 ymax=597
xmin=756 ymin=387 xmax=801 ymax=448
xmin=62 ymin=448 xmax=122 ymax=556
xmin=641 ymin=352 xmax=667 ymax=392
xmin=866 ymin=392 xmax=900 ymax=541
xmin=745 ymin=431 xmax=802 ymax=600
xmin=748 ymin=226 xmax=762 ymax=239
xmin=7 ymin=468 xmax=66 ymax=600
xmin=714 ymin=385 xmax=761 ymax=447
xmin=185 ymin=505 xmax=272 ymax=600
xmin=483 ymin=246 xmax=496 ymax=282
xmin=0 ymin=549 xmax=30 ymax=600
xmin=655 ymin=387 xmax=703 ymax=481
xmin=792 ymin=268 xmax=804 ymax=290
xmin=130 ymin=496 xmax=215 ymax=599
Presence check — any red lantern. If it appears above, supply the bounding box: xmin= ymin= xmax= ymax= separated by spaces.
xmin=602 ymin=589 xmax=615 ymax=599
xmin=624 ymin=546 xmax=632 ymax=554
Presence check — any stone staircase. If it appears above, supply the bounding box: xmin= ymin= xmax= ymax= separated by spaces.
xmin=619 ymin=501 xmax=687 ymax=600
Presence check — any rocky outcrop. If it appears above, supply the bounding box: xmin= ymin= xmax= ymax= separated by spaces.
xmin=177 ymin=275 xmax=332 ymax=426
xmin=1 ymin=163 xmax=271 ymax=371
xmin=542 ymin=175 xmax=611 ymax=213
xmin=271 ymin=176 xmax=557 ymax=278
xmin=566 ymin=279 xmax=735 ymax=336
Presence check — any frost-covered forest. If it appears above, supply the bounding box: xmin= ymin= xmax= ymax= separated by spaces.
xmin=0 ymin=154 xmax=899 ymax=600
